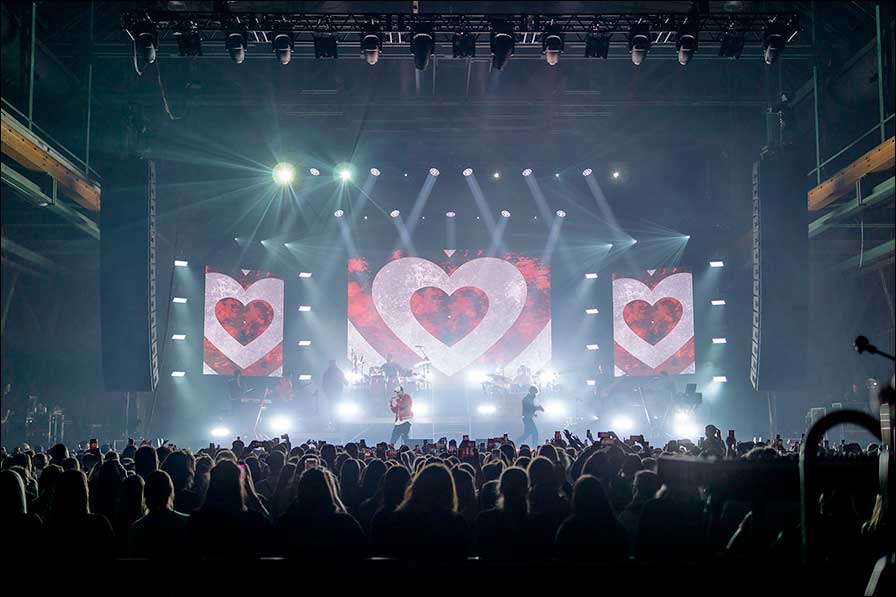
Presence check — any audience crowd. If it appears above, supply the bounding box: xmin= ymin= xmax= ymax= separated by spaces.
xmin=1 ymin=425 xmax=890 ymax=564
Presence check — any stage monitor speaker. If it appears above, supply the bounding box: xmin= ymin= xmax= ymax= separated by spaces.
xmin=100 ymin=158 xmax=159 ymax=392
xmin=750 ymin=149 xmax=808 ymax=392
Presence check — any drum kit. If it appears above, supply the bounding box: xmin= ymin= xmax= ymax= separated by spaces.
xmin=348 ymin=350 xmax=433 ymax=401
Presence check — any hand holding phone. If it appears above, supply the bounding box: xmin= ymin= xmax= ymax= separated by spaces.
xmin=304 ymin=457 xmax=318 ymax=470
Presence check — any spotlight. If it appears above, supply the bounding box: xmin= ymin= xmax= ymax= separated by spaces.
xmin=556 ymin=209 xmax=567 ymax=218
xmin=542 ymin=23 xmax=564 ymax=66
xmin=554 ymin=172 xmax=560 ymax=178
xmin=612 ymin=171 xmax=621 ymax=179
xmin=298 ymin=305 xmax=312 ymax=312
xmin=462 ymin=168 xmax=473 ymax=177
xmin=298 ymin=272 xmax=312 ymax=278
xmin=414 ymin=402 xmax=430 ymax=417
xmin=493 ymin=172 xmax=500 ymax=179
xmin=336 ymin=402 xmax=361 ymax=419
xmin=446 ymin=211 xmax=456 ymax=218
xmin=585 ymin=273 xmax=598 ymax=279
xmin=719 ymin=29 xmax=745 ymax=59
xmin=272 ymin=33 xmax=293 ymax=65
xmin=171 ymin=371 xmax=186 ymax=377
xmin=225 ymin=31 xmax=247 ymax=64
xmin=309 ymin=168 xmax=321 ymax=176
xmin=582 ymin=168 xmax=592 ymax=176
xmin=585 ymin=308 xmax=599 ymax=315
xmin=172 ymin=334 xmax=186 ymax=340
xmin=298 ymin=374 xmax=312 ymax=381
xmin=628 ymin=23 xmax=651 ymax=65
xmin=537 ymin=371 xmax=557 ymax=385
xmin=522 ymin=168 xmax=533 ymax=177
xmin=586 ymin=379 xmax=597 ymax=386
xmin=709 ymin=260 xmax=725 ymax=268
xmin=711 ymin=299 xmax=726 ymax=306
xmin=468 ymin=370 xmax=489 ymax=385
xmin=452 ymin=32 xmax=476 ymax=58
xmin=611 ymin=415 xmax=635 ymax=433
xmin=313 ymin=32 xmax=338 ymax=58
xmin=210 ymin=426 xmax=231 ymax=439
xmin=676 ymin=23 xmax=698 ymax=65
xmin=132 ymin=21 xmax=158 ymax=64
xmin=269 ymin=416 xmax=293 ymax=434
xmin=390 ymin=210 xmax=401 ymax=218
xmin=763 ymin=22 xmax=787 ymax=65
xmin=345 ymin=371 xmax=364 ymax=384
xmin=543 ymin=401 xmax=568 ymax=419
xmin=411 ymin=25 xmax=435 ymax=71
xmin=174 ymin=260 xmax=188 ymax=267
xmin=172 ymin=297 xmax=188 ymax=304
xmin=337 ymin=167 xmax=352 ymax=182
xmin=490 ymin=20 xmax=515 ymax=70
xmin=672 ymin=411 xmax=699 ymax=438
xmin=298 ymin=340 xmax=312 ymax=346
xmin=585 ymin=33 xmax=610 ymax=59
xmin=334 ymin=209 xmax=344 ymax=218
xmin=712 ymin=338 xmax=728 ymax=344
xmin=586 ymin=344 xmax=600 ymax=351
xmin=272 ymin=162 xmax=296 ymax=185
xmin=500 ymin=210 xmax=511 ymax=218
xmin=174 ymin=21 xmax=202 ymax=57
xmin=429 ymin=168 xmax=440 ymax=177
xmin=361 ymin=27 xmax=383 ymax=65
xmin=477 ymin=404 xmax=497 ymax=415
xmin=370 ymin=167 xmax=381 ymax=176
xmin=713 ymin=375 xmax=728 ymax=383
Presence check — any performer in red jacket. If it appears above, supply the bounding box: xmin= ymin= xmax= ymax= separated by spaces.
xmin=389 ymin=386 xmax=414 ymax=447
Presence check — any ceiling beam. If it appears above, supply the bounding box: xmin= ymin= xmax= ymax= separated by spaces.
xmin=0 ymin=108 xmax=101 ymax=212
xmin=809 ymin=176 xmax=895 ymax=238
xmin=840 ymin=239 xmax=895 ymax=270
xmin=1 ymin=163 xmax=100 ymax=240
xmin=808 ymin=136 xmax=895 ymax=211
xmin=0 ymin=236 xmax=58 ymax=272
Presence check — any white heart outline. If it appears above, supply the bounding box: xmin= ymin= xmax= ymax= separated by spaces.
xmin=371 ymin=257 xmax=527 ymax=376
xmin=613 ymin=273 xmax=694 ymax=370
xmin=204 ymin=273 xmax=284 ymax=372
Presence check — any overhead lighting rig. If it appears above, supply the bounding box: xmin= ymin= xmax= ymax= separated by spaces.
xmin=121 ymin=11 xmax=799 ymax=65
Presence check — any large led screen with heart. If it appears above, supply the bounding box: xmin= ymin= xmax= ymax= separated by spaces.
xmin=612 ymin=268 xmax=695 ymax=377
xmin=348 ymin=251 xmax=551 ymax=380
xmin=203 ymin=267 xmax=284 ymax=377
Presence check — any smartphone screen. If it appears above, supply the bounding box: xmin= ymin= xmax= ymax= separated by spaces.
xmin=89 ymin=438 xmax=99 ymax=450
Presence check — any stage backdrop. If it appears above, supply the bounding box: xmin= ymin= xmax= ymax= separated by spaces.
xmin=203 ymin=267 xmax=284 ymax=377
xmin=613 ymin=268 xmax=695 ymax=376
xmin=348 ymin=251 xmax=551 ymax=379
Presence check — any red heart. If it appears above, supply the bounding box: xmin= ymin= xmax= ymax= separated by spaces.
xmin=410 ymin=287 xmax=489 ymax=347
xmin=215 ymin=298 xmax=274 ymax=346
xmin=623 ymin=298 xmax=683 ymax=345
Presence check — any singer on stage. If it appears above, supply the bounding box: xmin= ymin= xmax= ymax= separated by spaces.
xmin=389 ymin=386 xmax=413 ymax=447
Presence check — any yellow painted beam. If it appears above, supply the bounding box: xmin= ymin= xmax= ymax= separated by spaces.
xmin=0 ymin=109 xmax=101 ymax=211
xmin=808 ymin=136 xmax=895 ymax=211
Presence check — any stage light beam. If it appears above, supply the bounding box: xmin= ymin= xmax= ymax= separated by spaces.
xmin=272 ymin=162 xmax=296 ymax=185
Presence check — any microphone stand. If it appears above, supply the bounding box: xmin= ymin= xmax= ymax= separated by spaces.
xmin=855 ymin=336 xmax=896 ymax=361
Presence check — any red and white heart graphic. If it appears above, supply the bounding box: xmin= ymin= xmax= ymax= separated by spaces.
xmin=410 ymin=287 xmax=489 ymax=347
xmin=371 ymin=257 xmax=527 ymax=376
xmin=204 ymin=272 xmax=284 ymax=375
xmin=613 ymin=270 xmax=695 ymax=376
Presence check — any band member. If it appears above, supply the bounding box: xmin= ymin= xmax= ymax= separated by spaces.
xmin=517 ymin=385 xmax=544 ymax=446
xmin=512 ymin=365 xmax=533 ymax=388
xmin=381 ymin=354 xmax=401 ymax=382
xmin=389 ymin=386 xmax=413 ymax=447
xmin=322 ymin=360 xmax=346 ymax=420
xmin=228 ymin=370 xmax=249 ymax=411
xmin=277 ymin=372 xmax=295 ymax=403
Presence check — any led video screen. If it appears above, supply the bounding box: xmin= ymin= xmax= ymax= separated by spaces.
xmin=348 ymin=251 xmax=551 ymax=379
xmin=203 ymin=267 xmax=284 ymax=377
xmin=613 ymin=268 xmax=695 ymax=377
